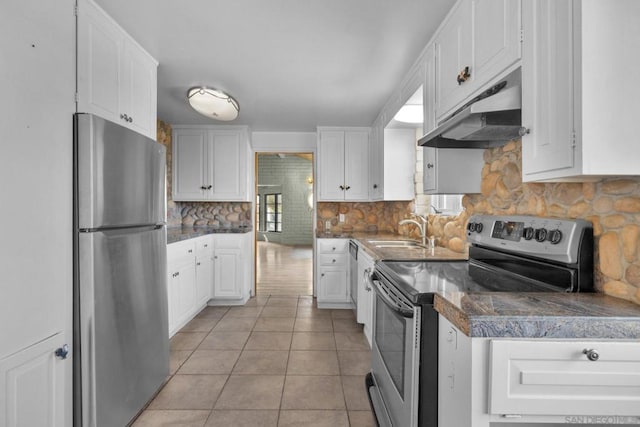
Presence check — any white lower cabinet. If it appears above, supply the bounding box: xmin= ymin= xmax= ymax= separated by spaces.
xmin=0 ymin=333 xmax=67 ymax=427
xmin=316 ymin=239 xmax=350 ymax=308
xmin=438 ymin=315 xmax=640 ymax=426
xmin=167 ymin=233 xmax=251 ymax=336
xmin=210 ymin=234 xmax=251 ymax=304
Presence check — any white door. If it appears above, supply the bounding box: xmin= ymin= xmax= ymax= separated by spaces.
xmin=121 ymin=39 xmax=157 ymax=139
xmin=76 ymin=0 xmax=122 ymax=122
xmin=213 ymin=250 xmax=243 ymax=299
xmin=196 ymin=253 xmax=214 ymax=306
xmin=435 ymin=0 xmax=473 ymax=118
xmin=343 ymin=131 xmax=369 ymax=201
xmin=521 ymin=0 xmax=575 ymax=178
xmin=472 ymin=0 xmax=522 ymax=91
xmin=318 ymin=131 xmax=346 ymax=200
xmin=209 ymin=131 xmax=244 ymax=200
xmin=0 ymin=334 xmax=67 ymax=427
xmin=173 ymin=130 xmax=208 ymax=201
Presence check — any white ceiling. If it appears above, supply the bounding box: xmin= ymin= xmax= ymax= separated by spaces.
xmin=94 ymin=0 xmax=455 ymax=131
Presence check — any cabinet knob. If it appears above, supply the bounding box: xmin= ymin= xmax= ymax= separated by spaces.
xmin=204 ymin=244 xmax=208 ymax=248
xmin=128 ymin=116 xmax=133 ymax=123
xmin=54 ymin=344 xmax=69 ymax=360
xmin=583 ymin=348 xmax=600 ymax=361
xmin=373 ymin=184 xmax=378 ymax=189
xmin=456 ymin=66 xmax=471 ymax=85
xmin=518 ymin=127 xmax=531 ymax=136
xmin=196 ymin=262 xmax=201 ymax=266
xmin=214 ymin=255 xmax=218 ymax=259
xmin=332 ymin=259 xmax=336 ymax=263
xmin=339 ymin=185 xmax=345 ymax=190
xmin=207 ymin=185 xmax=212 ymax=190
xmin=345 ymin=185 xmax=351 ymax=190
xmin=321 ymin=273 xmax=325 ymax=277
xmin=426 ymin=163 xmax=434 ymax=169
xmin=188 ymin=249 xmax=193 ymax=253
xmin=200 ymin=185 xmax=207 ymax=190
xmin=332 ymin=247 xmax=336 ymax=251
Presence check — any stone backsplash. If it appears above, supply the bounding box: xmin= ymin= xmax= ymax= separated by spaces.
xmin=434 ymin=139 xmax=640 ymax=305
xmin=157 ymin=120 xmax=252 ymax=228
xmin=317 ymin=201 xmax=414 ymax=234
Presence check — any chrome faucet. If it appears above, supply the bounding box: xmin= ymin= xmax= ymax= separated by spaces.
xmin=398 ymin=213 xmax=428 ymax=246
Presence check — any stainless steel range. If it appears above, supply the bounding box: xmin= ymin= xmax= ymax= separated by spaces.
xmin=366 ymin=214 xmax=594 ymax=427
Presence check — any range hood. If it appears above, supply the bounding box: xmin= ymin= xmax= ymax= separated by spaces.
xmin=419 ymin=73 xmax=526 ymax=148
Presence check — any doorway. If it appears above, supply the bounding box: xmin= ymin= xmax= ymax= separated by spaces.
xmin=254 ymin=153 xmax=314 ymax=296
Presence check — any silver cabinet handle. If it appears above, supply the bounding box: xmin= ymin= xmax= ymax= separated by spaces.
xmin=54 ymin=344 xmax=69 ymax=360
xmin=426 ymin=163 xmax=434 ymax=169
xmin=583 ymin=348 xmax=600 ymax=361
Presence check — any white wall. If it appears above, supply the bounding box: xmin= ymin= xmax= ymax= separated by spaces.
xmin=0 ymin=0 xmax=75 ymax=421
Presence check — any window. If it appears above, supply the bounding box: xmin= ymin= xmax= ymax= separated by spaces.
xmin=431 ymin=194 xmax=463 ymax=215
xmin=263 ymin=193 xmax=282 ymax=232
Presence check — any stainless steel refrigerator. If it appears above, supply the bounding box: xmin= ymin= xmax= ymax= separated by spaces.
xmin=73 ymin=113 xmax=169 ymax=427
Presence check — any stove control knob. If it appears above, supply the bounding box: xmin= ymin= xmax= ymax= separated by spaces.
xmin=549 ymin=229 xmax=563 ymax=244
xmin=523 ymin=227 xmax=535 ymax=240
xmin=535 ymin=228 xmax=548 ymax=242
xmin=467 ymin=222 xmax=476 ymax=232
xmin=474 ymin=222 xmax=483 ymax=233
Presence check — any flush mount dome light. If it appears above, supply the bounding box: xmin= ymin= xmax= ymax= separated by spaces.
xmin=394 ymin=104 xmax=423 ymax=124
xmin=187 ymin=87 xmax=240 ymax=121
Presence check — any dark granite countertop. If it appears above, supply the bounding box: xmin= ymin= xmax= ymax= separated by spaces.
xmin=434 ymin=292 xmax=640 ymax=339
xmin=317 ymin=231 xmax=469 ymax=262
xmin=167 ymin=225 xmax=252 ymax=244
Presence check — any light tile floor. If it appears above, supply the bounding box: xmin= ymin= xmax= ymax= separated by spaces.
xmin=132 ymin=296 xmax=376 ymax=427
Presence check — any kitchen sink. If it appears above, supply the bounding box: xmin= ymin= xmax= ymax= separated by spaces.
xmin=367 ymin=240 xmax=426 ymax=249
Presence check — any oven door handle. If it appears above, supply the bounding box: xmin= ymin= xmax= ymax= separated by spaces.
xmin=369 ymin=275 xmax=414 ymax=318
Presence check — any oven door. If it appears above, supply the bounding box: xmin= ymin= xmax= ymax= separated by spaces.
xmin=369 ymin=270 xmax=420 ymax=427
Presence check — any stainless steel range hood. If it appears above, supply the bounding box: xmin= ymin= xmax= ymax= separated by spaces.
xmin=419 ymin=72 xmax=525 ymax=148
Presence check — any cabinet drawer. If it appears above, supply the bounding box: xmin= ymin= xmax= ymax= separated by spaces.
xmin=195 ymin=236 xmax=213 ymax=253
xmin=214 ymin=234 xmax=245 ymax=250
xmin=167 ymin=240 xmax=196 ymax=263
xmin=489 ymin=340 xmax=640 ymax=416
xmin=318 ymin=254 xmax=347 ymax=267
xmin=318 ymin=239 xmax=348 ymax=254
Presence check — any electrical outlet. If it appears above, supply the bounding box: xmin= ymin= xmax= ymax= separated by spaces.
xmin=339 ymin=214 xmax=345 ymax=223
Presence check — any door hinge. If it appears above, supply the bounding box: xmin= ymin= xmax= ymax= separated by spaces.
xmin=74 ymin=3 xmax=78 ymax=16
xmin=74 ymin=92 xmax=79 ymax=103
xmin=520 ymin=28 xmax=524 ymax=43
xmin=571 ymin=131 xmax=577 ymax=148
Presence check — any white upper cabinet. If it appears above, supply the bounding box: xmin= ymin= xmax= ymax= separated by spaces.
xmin=368 ymin=117 xmax=384 ymax=200
xmin=77 ymin=0 xmax=158 ymax=139
xmin=435 ymin=0 xmax=521 ymax=121
xmin=521 ymin=0 xmax=640 ymax=181
xmin=172 ymin=126 xmax=249 ymax=202
xmin=435 ymin=0 xmax=474 ymax=119
xmin=317 ymin=128 xmax=370 ymax=201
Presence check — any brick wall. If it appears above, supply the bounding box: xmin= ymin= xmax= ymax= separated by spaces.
xmin=257 ymin=154 xmax=313 ymax=245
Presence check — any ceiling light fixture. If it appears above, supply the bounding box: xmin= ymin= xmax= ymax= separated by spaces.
xmin=394 ymin=104 xmax=423 ymax=124
xmin=187 ymin=87 xmax=240 ymax=121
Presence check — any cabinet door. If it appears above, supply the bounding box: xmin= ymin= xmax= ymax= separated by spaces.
xmin=317 ymin=268 xmax=349 ymax=302
xmin=120 ymin=39 xmax=157 ymax=139
xmin=76 ymin=0 xmax=122 ymax=122
xmin=213 ymin=250 xmax=243 ymax=299
xmin=422 ymin=147 xmax=437 ymax=193
xmin=423 ymin=44 xmax=437 ymax=135
xmin=435 ymin=0 xmax=473 ymax=119
xmin=318 ymin=131 xmax=346 ymax=201
xmin=209 ymin=131 xmax=245 ymax=200
xmin=472 ymin=0 xmax=522 ymax=93
xmin=172 ymin=130 xmax=207 ymax=201
xmin=521 ymin=0 xmax=576 ymax=180
xmin=174 ymin=261 xmax=197 ymax=328
xmin=0 ymin=333 xmax=67 ymax=427
xmin=343 ymin=131 xmax=369 ymax=201
xmin=195 ymin=252 xmax=214 ymax=306
xmin=368 ymin=120 xmax=384 ymax=200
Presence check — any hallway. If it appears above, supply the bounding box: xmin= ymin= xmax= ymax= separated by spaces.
xmin=133 ymin=296 xmax=375 ymax=426
xmin=256 ymin=241 xmax=313 ymax=296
